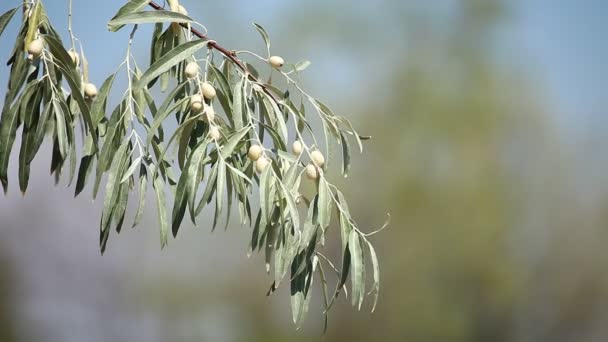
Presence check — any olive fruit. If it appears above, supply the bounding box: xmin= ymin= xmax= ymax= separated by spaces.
xmin=292 ymin=140 xmax=303 ymax=155
xmin=204 ymin=105 xmax=215 ymax=122
xmin=184 ymin=62 xmax=199 ymax=79
xmin=190 ymin=94 xmax=204 ymax=113
xmin=209 ymin=125 xmax=221 ymax=140
xmin=27 ymin=39 xmax=44 ymax=59
xmin=255 ymin=156 xmax=270 ymax=173
xmin=201 ymin=82 xmax=216 ymax=100
xmin=67 ymin=49 xmax=80 ymax=66
xmin=248 ymin=145 xmax=263 ymax=161
xmin=305 ymin=164 xmax=318 ymax=180
xmin=310 ymin=150 xmax=325 ymax=168
xmin=84 ymin=83 xmax=98 ymax=98
xmin=269 ymin=56 xmax=284 ymax=69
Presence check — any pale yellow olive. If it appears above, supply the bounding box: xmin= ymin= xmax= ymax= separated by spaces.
xmin=310 ymin=150 xmax=325 ymax=168
xmin=184 ymin=62 xmax=199 ymax=79
xmin=292 ymin=140 xmax=303 ymax=155
xmin=248 ymin=145 xmax=263 ymax=161
xmin=209 ymin=126 xmax=221 ymax=140
xmin=201 ymin=82 xmax=216 ymax=100
xmin=255 ymin=156 xmax=270 ymax=173
xmin=84 ymin=83 xmax=98 ymax=98
xmin=305 ymin=164 xmax=318 ymax=180
xmin=190 ymin=94 xmax=204 ymax=113
xmin=269 ymin=56 xmax=284 ymax=69
xmin=27 ymin=39 xmax=44 ymax=58
xmin=67 ymin=49 xmax=80 ymax=66
xmin=204 ymin=105 xmax=215 ymax=122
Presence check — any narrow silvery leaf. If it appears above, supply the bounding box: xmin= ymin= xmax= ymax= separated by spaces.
xmin=153 ymin=173 xmax=169 ymax=248
xmin=172 ymin=155 xmax=190 ymax=237
xmin=366 ymin=239 xmax=380 ymax=312
xmin=231 ymin=78 xmax=245 ymax=130
xmin=101 ymin=142 xmax=129 ymax=232
xmin=24 ymin=1 xmax=42 ymax=50
xmin=120 ymin=156 xmax=141 ymax=183
xmin=187 ymin=140 xmax=209 ymax=222
xmin=259 ymin=162 xmax=273 ymax=227
xmin=44 ymin=35 xmax=96 ymax=137
xmin=0 ymin=7 xmax=18 ymax=38
xmin=340 ymin=131 xmax=351 ymax=176
xmin=349 ymin=231 xmax=364 ymax=309
xmin=220 ymin=126 xmax=250 ymax=158
xmin=108 ymin=0 xmax=151 ymax=32
xmin=136 ymin=39 xmax=209 ymax=89
xmin=278 ymin=177 xmax=300 ymax=231
xmin=317 ymin=262 xmax=330 ymax=333
xmin=91 ymin=73 xmax=117 ymax=124
xmin=108 ymin=10 xmax=193 ymax=31
xmin=317 ymin=178 xmax=332 ymax=230
xmin=252 ymin=22 xmax=271 ymax=55
xmin=132 ymin=164 xmax=147 ymax=228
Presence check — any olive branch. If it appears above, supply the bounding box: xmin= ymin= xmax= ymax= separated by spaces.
xmin=0 ymin=0 xmax=389 ymax=330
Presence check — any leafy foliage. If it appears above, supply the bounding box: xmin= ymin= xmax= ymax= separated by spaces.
xmin=0 ymin=0 xmax=387 ymax=328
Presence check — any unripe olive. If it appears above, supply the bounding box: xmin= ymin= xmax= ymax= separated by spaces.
xmin=84 ymin=83 xmax=98 ymax=98
xmin=248 ymin=145 xmax=263 ymax=161
xmin=27 ymin=39 xmax=44 ymax=58
xmin=201 ymin=82 xmax=216 ymax=100
xmin=209 ymin=125 xmax=221 ymax=140
xmin=310 ymin=150 xmax=325 ymax=168
xmin=184 ymin=62 xmax=199 ymax=79
xmin=190 ymin=94 xmax=203 ymax=113
xmin=269 ymin=56 xmax=284 ymax=69
xmin=292 ymin=140 xmax=303 ymax=155
xmin=255 ymin=156 xmax=270 ymax=173
xmin=178 ymin=5 xmax=188 ymax=15
xmin=305 ymin=164 xmax=318 ymax=180
xmin=204 ymin=105 xmax=215 ymax=122
xmin=67 ymin=49 xmax=80 ymax=66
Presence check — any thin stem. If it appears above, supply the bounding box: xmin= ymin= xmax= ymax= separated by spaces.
xmin=147 ymin=1 xmax=279 ymax=103
xmin=67 ymin=0 xmax=76 ymax=50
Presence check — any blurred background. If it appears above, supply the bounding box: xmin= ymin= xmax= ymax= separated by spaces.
xmin=1 ymin=0 xmax=608 ymax=341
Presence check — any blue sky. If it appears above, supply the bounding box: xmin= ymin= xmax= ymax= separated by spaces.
xmin=1 ymin=0 xmax=606 ymax=145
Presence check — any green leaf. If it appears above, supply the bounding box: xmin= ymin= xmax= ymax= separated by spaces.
xmin=24 ymin=1 xmax=42 ymax=49
xmin=0 ymin=99 xmax=20 ymax=192
xmin=120 ymin=156 xmax=141 ymax=183
xmin=100 ymin=141 xmax=129 ymax=232
xmin=91 ymin=73 xmax=117 ymax=124
xmin=366 ymin=239 xmax=380 ymax=312
xmin=277 ymin=175 xmax=300 ymax=230
xmin=0 ymin=7 xmax=18 ymax=39
xmin=132 ymin=164 xmax=148 ymax=228
xmin=317 ymin=178 xmax=332 ymax=230
xmin=147 ymin=83 xmax=188 ymax=145
xmin=108 ymin=10 xmax=193 ymax=31
xmin=214 ymin=159 xmax=226 ymax=230
xmin=108 ymin=0 xmax=151 ymax=32
xmin=135 ymin=39 xmax=208 ymax=89
xmin=220 ymin=126 xmax=251 ymax=158
xmin=349 ymin=231 xmax=364 ymax=309
xmin=153 ymin=173 xmax=169 ymax=248
xmin=259 ymin=163 xmax=273 ymax=227
xmin=43 ymin=35 xmax=96 ymax=137
xmin=186 ymin=140 xmax=209 ymax=222
xmin=172 ymin=156 xmax=190 ymax=237
xmin=252 ymin=22 xmax=271 ymax=55
xmin=340 ymin=131 xmax=351 ymax=176
xmin=231 ymin=78 xmax=245 ymax=130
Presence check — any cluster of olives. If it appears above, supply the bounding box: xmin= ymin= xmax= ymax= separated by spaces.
xmin=246 ymin=141 xmax=324 ymax=181
xmin=27 ymin=38 xmax=97 ymax=99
